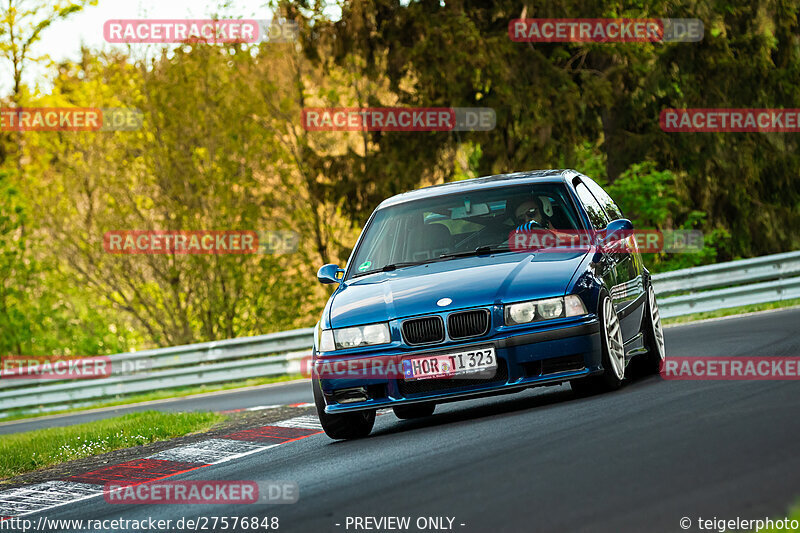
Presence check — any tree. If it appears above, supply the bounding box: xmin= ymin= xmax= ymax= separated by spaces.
xmin=288 ymin=0 xmax=800 ymax=257
xmin=0 ymin=0 xmax=94 ymax=102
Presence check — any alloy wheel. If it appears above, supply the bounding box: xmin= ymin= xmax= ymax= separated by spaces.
xmin=648 ymin=285 xmax=666 ymax=361
xmin=603 ymin=298 xmax=625 ymax=380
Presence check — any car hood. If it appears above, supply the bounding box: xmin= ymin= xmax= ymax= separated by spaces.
xmin=327 ymin=251 xmax=587 ymax=328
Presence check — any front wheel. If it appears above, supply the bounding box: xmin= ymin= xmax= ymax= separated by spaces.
xmin=571 ymin=294 xmax=625 ymax=395
xmin=312 ymin=378 xmax=375 ymax=440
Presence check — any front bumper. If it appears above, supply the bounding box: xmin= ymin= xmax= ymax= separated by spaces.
xmin=315 ymin=316 xmax=603 ymax=414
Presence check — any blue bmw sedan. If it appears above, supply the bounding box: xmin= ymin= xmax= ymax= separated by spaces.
xmin=312 ymin=169 xmax=666 ymax=439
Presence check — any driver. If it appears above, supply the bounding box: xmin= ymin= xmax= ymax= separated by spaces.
xmin=514 ymin=198 xmax=555 ymax=231
xmin=513 ymin=197 xmax=575 ymax=250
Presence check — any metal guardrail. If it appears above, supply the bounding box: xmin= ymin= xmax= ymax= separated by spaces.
xmin=653 ymin=250 xmax=800 ymax=318
xmin=0 ymin=330 xmax=314 ymax=417
xmin=2 ymin=251 xmax=798 ymax=417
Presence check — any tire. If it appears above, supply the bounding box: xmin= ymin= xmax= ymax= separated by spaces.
xmin=393 ymin=403 xmax=435 ymax=420
xmin=639 ymin=283 xmax=666 ymax=375
xmin=571 ymin=293 xmax=626 ymax=395
xmin=312 ymin=378 xmax=375 ymax=440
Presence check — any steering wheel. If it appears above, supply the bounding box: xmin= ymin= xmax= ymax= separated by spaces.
xmin=519 ymin=219 xmax=546 ymax=230
xmin=513 ymin=221 xmax=559 ymax=250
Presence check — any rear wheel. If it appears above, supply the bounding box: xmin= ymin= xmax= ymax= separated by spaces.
xmin=312 ymin=378 xmax=375 ymax=440
xmin=571 ymin=294 xmax=625 ymax=395
xmin=639 ymin=284 xmax=666 ymax=374
xmin=393 ymin=403 xmax=435 ymax=420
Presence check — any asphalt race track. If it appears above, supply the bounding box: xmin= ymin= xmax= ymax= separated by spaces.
xmin=11 ymin=308 xmax=800 ymax=532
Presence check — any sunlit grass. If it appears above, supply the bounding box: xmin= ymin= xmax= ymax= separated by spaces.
xmin=0 ymin=411 xmax=225 ymax=479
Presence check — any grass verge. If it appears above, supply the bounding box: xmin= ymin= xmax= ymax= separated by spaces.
xmin=663 ymin=298 xmax=800 ymax=326
xmin=0 ymin=410 xmax=225 ymax=479
xmin=0 ymin=373 xmax=305 ymax=423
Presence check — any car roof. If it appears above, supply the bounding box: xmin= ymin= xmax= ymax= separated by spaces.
xmin=377 ymin=169 xmax=576 ymax=208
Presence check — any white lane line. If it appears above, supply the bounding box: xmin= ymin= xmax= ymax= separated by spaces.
xmin=0 ymin=481 xmax=102 ymax=518
xmin=147 ymin=439 xmax=271 ymax=465
xmin=271 ymin=415 xmax=322 ymax=430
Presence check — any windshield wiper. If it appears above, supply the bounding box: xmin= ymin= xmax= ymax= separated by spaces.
xmin=352 ymin=259 xmax=433 ymax=278
xmin=380 ymin=260 xmax=433 ymax=271
xmin=438 ymin=245 xmax=511 ymax=260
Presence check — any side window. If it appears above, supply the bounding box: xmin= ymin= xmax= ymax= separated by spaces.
xmin=583 ymin=176 xmax=624 ymax=220
xmin=574 ymin=182 xmax=609 ymax=230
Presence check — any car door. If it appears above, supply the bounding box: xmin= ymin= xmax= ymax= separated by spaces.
xmin=580 ymin=175 xmax=645 ymax=340
xmin=571 ymin=179 xmax=620 ymax=321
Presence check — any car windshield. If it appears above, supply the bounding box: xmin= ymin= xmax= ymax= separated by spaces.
xmin=349 ymin=183 xmax=582 ymax=278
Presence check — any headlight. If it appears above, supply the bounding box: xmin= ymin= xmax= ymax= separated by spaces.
xmin=536 ymin=297 xmax=564 ymax=319
xmin=336 ymin=327 xmax=363 ymax=348
xmin=332 ymin=322 xmax=391 ymax=350
xmin=504 ymin=295 xmax=587 ymax=325
xmin=507 ymin=301 xmax=536 ymax=324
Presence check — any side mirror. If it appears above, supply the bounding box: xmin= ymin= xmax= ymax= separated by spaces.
xmin=317 ymin=264 xmax=344 ymax=284
xmin=600 ymin=218 xmax=634 ymax=248
xmin=606 ymin=218 xmax=634 ymax=233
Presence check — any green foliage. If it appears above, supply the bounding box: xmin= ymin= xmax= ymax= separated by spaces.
xmin=601 ymin=162 xmax=735 ymax=272
xmin=22 ymin=48 xmax=324 ymax=347
xmin=567 ymin=142 xmax=607 ymax=183
xmin=0 ymin=169 xmax=27 ymax=353
xmin=605 ymin=162 xmax=680 ymax=229
xmin=0 ymin=0 xmax=96 ymax=99
xmin=453 ymin=142 xmax=483 ymax=182
xmin=292 ymin=0 xmax=799 ymax=256
xmin=0 ymin=169 xmax=142 ymax=356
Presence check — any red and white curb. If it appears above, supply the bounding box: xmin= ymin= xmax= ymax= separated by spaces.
xmin=0 ymin=415 xmax=323 ymax=519
xmin=148 ymin=438 xmax=267 ymax=465
xmin=0 ymin=481 xmax=102 ymax=517
xmin=219 ymin=402 xmax=314 ymax=414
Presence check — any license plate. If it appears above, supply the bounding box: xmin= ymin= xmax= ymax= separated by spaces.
xmin=402 ymin=347 xmax=497 ymax=381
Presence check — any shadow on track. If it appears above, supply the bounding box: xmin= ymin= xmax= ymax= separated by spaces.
xmin=364 ymin=371 xmax=663 ymax=440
